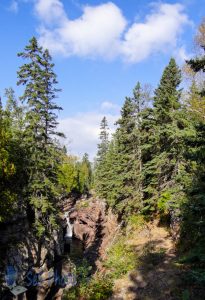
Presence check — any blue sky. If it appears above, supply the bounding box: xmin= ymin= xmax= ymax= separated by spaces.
xmin=0 ymin=0 xmax=204 ymax=158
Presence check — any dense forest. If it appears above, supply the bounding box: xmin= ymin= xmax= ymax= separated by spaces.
xmin=93 ymin=19 xmax=205 ymax=299
xmin=0 ymin=19 xmax=205 ymax=300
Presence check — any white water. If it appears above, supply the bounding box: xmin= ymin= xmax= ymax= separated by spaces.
xmin=64 ymin=212 xmax=73 ymax=238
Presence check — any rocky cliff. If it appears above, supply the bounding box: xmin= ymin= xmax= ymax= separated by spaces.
xmin=0 ymin=195 xmax=118 ymax=299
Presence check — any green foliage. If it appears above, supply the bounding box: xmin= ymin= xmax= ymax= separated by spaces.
xmin=78 ymin=153 xmax=92 ymax=194
xmin=95 ymin=83 xmax=150 ymax=216
xmin=58 ymin=155 xmax=79 ymax=194
xmin=157 ymin=191 xmax=172 ymax=213
xmin=16 ymin=37 xmax=64 ymax=233
xmin=64 ymin=258 xmax=113 ymax=300
xmin=82 ymin=276 xmax=113 ymax=300
xmin=65 ymin=276 xmax=113 ymax=300
xmin=58 ymin=153 xmax=92 ymax=195
xmin=0 ymin=97 xmax=25 ymax=222
xmin=94 ymin=116 xmax=110 ymax=198
xmin=142 ymin=58 xmax=186 ymax=213
xmin=104 ymin=235 xmax=138 ymax=278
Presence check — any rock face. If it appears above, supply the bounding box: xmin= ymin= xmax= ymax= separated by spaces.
xmin=0 ymin=195 xmax=118 ymax=299
xmin=62 ymin=197 xmax=119 ymax=270
xmin=70 ymin=200 xmax=106 ymax=247
xmin=0 ymin=217 xmax=64 ymax=299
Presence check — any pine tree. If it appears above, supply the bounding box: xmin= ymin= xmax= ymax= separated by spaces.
xmin=132 ymin=82 xmax=152 ymax=205
xmin=94 ymin=117 xmax=110 ymax=198
xmin=17 ymin=37 xmax=63 ymax=236
xmin=182 ymin=19 xmax=205 ymax=255
xmin=106 ymin=97 xmax=140 ymax=215
xmin=142 ymin=58 xmax=184 ymax=213
xmin=96 ymin=117 xmax=109 ymax=163
xmin=95 ymin=84 xmax=151 ymax=215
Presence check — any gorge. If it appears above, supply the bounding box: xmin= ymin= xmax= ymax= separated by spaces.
xmin=0 ymin=195 xmax=118 ymax=299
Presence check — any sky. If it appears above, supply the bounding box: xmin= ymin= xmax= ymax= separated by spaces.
xmin=0 ymin=0 xmax=204 ymax=159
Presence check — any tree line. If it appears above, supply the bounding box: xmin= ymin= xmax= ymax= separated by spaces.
xmin=94 ymin=20 xmax=205 ymax=269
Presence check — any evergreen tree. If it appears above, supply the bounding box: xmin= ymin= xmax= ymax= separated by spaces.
xmin=17 ymin=37 xmax=63 ymax=235
xmin=95 ymin=83 xmax=151 ymax=215
xmin=94 ymin=117 xmax=110 ymax=197
xmin=132 ymin=82 xmax=151 ymax=206
xmin=142 ymin=58 xmax=184 ymax=212
xmin=105 ymin=96 xmax=140 ymax=215
xmin=96 ymin=116 xmax=109 ymax=163
xmin=182 ymin=19 xmax=205 ymax=256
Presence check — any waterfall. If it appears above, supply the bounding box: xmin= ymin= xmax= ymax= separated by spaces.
xmin=64 ymin=212 xmax=73 ymax=238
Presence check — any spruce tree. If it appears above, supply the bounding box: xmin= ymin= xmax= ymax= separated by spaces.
xmin=96 ymin=116 xmax=109 ymax=163
xmin=94 ymin=117 xmax=110 ymax=198
xmin=132 ymin=82 xmax=151 ymax=205
xmin=142 ymin=58 xmax=184 ymax=213
xmin=182 ymin=19 xmax=205 ymax=255
xmin=108 ymin=83 xmax=152 ymax=215
xmin=17 ymin=37 xmax=63 ymax=236
xmin=106 ymin=97 xmax=140 ymax=215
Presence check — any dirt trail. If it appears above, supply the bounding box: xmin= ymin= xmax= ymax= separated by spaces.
xmin=111 ymin=221 xmax=182 ymax=300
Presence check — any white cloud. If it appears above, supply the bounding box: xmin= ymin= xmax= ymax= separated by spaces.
xmin=121 ymin=3 xmax=190 ymax=62
xmin=58 ymin=111 xmax=118 ymax=160
xmin=37 ymin=1 xmax=127 ymax=59
xmin=35 ymin=0 xmax=67 ymax=25
xmin=33 ymin=1 xmax=191 ymax=63
xmin=8 ymin=0 xmax=18 ymax=13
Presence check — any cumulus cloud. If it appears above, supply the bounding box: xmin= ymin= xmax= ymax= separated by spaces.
xmin=121 ymin=3 xmax=190 ymax=62
xmin=37 ymin=1 xmax=127 ymax=59
xmin=58 ymin=111 xmax=118 ymax=160
xmin=35 ymin=0 xmax=67 ymax=25
xmin=33 ymin=1 xmax=191 ymax=63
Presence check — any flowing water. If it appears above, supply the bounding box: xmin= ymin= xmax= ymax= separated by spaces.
xmin=64 ymin=212 xmax=73 ymax=238
xmin=2 ymin=211 xmax=84 ymax=299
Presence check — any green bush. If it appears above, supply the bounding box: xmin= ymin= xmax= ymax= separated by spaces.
xmin=157 ymin=191 xmax=171 ymax=213
xmin=104 ymin=235 xmax=137 ymax=279
xmin=64 ymin=275 xmax=113 ymax=300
